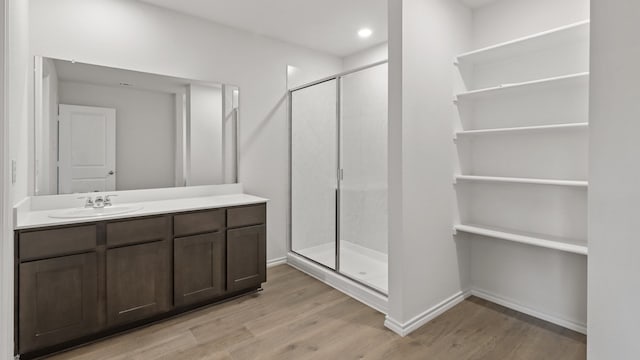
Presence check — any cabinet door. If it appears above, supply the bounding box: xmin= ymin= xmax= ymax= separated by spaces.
xmin=227 ymin=225 xmax=266 ymax=292
xmin=106 ymin=241 xmax=171 ymax=326
xmin=174 ymin=232 xmax=226 ymax=307
xmin=19 ymin=253 xmax=98 ymax=353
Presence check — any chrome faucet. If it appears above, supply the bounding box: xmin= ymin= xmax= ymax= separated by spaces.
xmin=78 ymin=196 xmax=94 ymax=208
xmin=104 ymin=195 xmax=117 ymax=207
xmin=93 ymin=196 xmax=105 ymax=208
xmin=78 ymin=194 xmax=117 ymax=208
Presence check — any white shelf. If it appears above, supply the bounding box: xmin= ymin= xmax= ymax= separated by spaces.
xmin=456 ymin=20 xmax=590 ymax=66
xmin=455 ymin=122 xmax=588 ymax=138
xmin=454 ymin=224 xmax=588 ymax=256
xmin=455 ymin=175 xmax=588 ymax=188
xmin=455 ymin=72 xmax=589 ymax=102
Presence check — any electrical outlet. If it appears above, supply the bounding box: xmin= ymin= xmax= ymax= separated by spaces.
xmin=11 ymin=160 xmax=16 ymax=184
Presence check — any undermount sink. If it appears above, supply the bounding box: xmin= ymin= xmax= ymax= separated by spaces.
xmin=48 ymin=205 xmax=144 ymax=219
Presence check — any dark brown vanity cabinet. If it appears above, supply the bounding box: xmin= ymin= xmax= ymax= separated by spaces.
xmin=105 ymin=216 xmax=172 ymax=325
xmin=15 ymin=202 xmax=267 ymax=358
xmin=227 ymin=205 xmax=267 ymax=292
xmin=106 ymin=241 xmax=172 ymax=325
xmin=17 ymin=226 xmax=99 ymax=353
xmin=173 ymin=209 xmax=226 ymax=307
xmin=174 ymin=232 xmax=226 ymax=306
xmin=227 ymin=225 xmax=266 ymax=292
xmin=19 ymin=252 xmax=99 ymax=352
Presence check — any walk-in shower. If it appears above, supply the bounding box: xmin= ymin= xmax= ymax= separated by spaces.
xmin=289 ymin=61 xmax=388 ymax=294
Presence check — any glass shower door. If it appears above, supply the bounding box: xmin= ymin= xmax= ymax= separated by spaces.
xmin=339 ymin=64 xmax=388 ymax=293
xmin=291 ymin=79 xmax=338 ymax=269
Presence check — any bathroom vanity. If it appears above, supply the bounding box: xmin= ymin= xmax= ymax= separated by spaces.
xmin=17 ymin=55 xmax=262 ymax=358
xmin=13 ymin=190 xmax=267 ymax=358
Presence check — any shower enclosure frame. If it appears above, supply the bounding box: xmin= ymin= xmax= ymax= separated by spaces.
xmin=287 ymin=60 xmax=388 ymax=295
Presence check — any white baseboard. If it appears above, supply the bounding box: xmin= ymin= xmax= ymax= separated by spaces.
xmin=285 ymin=256 xmax=586 ymax=337
xmin=267 ymin=256 xmax=287 ymax=268
xmin=286 ymin=252 xmax=388 ymax=314
xmin=384 ymin=290 xmax=471 ymax=337
xmin=469 ymin=288 xmax=587 ymax=335
xmin=385 ymin=288 xmax=587 ymax=337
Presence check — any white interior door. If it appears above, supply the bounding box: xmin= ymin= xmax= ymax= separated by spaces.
xmin=58 ymin=104 xmax=116 ymax=194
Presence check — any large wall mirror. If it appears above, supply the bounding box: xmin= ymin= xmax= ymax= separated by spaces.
xmin=33 ymin=56 xmax=239 ymax=195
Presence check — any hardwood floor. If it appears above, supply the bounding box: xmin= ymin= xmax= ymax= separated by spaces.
xmin=50 ymin=265 xmax=586 ymax=360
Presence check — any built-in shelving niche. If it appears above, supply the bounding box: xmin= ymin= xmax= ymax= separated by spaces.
xmin=453 ymin=19 xmax=590 ymax=322
xmin=456 ymin=20 xmax=589 ymax=67
xmin=455 ymin=224 xmax=587 ymax=256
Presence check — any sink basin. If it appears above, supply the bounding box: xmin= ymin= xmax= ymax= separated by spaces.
xmin=48 ymin=205 xmax=144 ymax=219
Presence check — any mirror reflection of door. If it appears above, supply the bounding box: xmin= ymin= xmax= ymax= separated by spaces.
xmin=33 ymin=57 xmax=240 ymax=195
xmin=58 ymin=104 xmax=116 ymax=194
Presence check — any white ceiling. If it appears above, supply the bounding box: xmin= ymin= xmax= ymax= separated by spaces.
xmin=138 ymin=0 xmax=388 ymax=57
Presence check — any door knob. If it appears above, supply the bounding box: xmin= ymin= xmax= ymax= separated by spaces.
xmin=108 ymin=170 xmax=115 ymax=175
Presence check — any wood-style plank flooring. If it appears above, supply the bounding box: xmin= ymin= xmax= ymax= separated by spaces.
xmin=51 ymin=265 xmax=586 ymax=360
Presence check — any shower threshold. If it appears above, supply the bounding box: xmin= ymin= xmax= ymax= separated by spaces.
xmin=295 ymin=241 xmax=388 ymax=294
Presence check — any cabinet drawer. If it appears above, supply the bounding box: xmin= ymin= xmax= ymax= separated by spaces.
xmin=174 ymin=209 xmax=225 ymax=237
xmin=20 ymin=225 xmax=97 ymax=261
xmin=106 ymin=217 xmax=169 ymax=247
xmin=227 ymin=204 xmax=266 ymax=228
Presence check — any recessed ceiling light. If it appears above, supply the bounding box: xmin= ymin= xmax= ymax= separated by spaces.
xmin=358 ymin=28 xmax=373 ymax=38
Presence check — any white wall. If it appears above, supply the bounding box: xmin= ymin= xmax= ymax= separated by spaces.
xmin=29 ymin=0 xmax=343 ymax=262
xmin=343 ymin=42 xmax=388 ymax=71
xmin=588 ymin=0 xmax=640 ymax=358
xmin=387 ymin=0 xmax=404 ymax=324
xmin=58 ymin=81 xmax=176 ymax=191
xmin=188 ymin=84 xmax=223 ymax=186
xmin=386 ymin=0 xmax=472 ymax=333
xmin=9 ymin=0 xmax=29 ymax=204
xmin=472 ymin=0 xmax=589 ymax=49
xmin=3 ymin=0 xmax=29 ymax=357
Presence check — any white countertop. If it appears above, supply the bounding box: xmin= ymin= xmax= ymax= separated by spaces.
xmin=15 ymin=193 xmax=268 ymax=230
